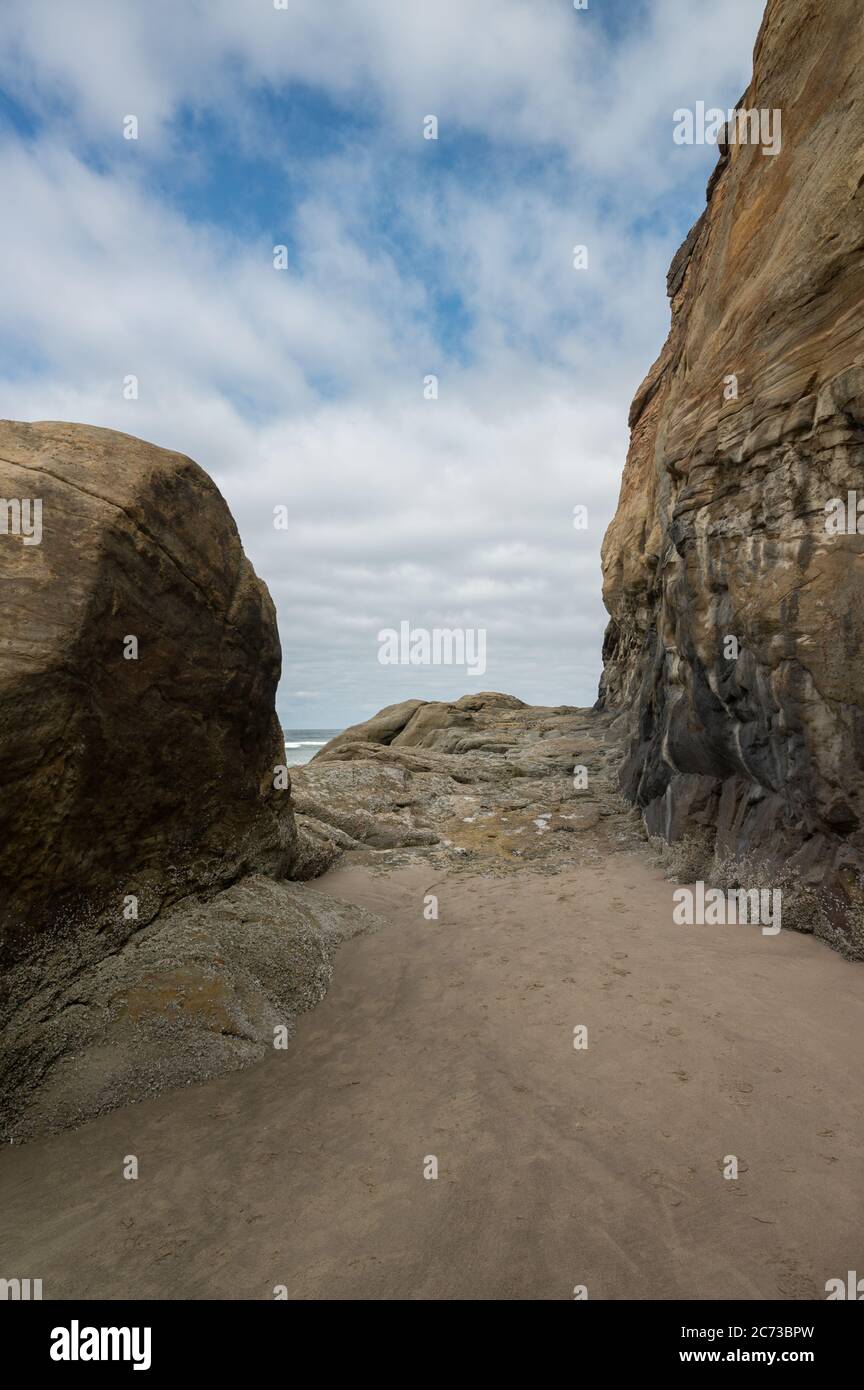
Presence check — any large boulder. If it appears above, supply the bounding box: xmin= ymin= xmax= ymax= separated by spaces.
xmin=0 ymin=419 xmax=299 ymax=965
xmin=314 ymin=692 xmax=532 ymax=759
xmin=315 ymin=698 xmax=426 ymax=756
xmin=599 ymin=0 xmax=864 ymax=948
xmin=0 ymin=420 xmax=350 ymax=1139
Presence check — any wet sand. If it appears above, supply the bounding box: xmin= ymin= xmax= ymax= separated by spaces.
xmin=1 ymin=852 xmax=863 ymax=1300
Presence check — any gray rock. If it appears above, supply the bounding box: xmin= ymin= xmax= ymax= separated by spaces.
xmin=3 ymin=875 xmax=385 ymax=1141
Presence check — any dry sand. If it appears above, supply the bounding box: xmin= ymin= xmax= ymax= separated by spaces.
xmin=1 ymin=851 xmax=863 ymax=1300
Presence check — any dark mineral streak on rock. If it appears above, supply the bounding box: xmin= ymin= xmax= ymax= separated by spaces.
xmin=599 ymin=0 xmax=864 ymax=951
xmin=0 ymin=420 xmax=353 ymax=1139
xmin=0 ymin=420 xmax=302 ymax=961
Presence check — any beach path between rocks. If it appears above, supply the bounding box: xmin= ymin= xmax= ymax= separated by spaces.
xmin=1 ymin=851 xmax=862 ymax=1301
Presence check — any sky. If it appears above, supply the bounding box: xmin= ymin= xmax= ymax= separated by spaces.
xmin=0 ymin=0 xmax=766 ymax=728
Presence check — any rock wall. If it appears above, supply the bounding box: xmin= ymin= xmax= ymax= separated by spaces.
xmin=599 ymin=0 xmax=864 ymax=944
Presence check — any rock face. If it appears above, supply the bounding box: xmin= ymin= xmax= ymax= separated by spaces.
xmin=0 ymin=420 xmax=299 ymax=956
xmin=599 ymin=0 xmax=864 ymax=950
xmin=0 ymin=420 xmax=352 ymax=1139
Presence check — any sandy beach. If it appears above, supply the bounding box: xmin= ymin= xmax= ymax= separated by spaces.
xmin=2 ymin=850 xmax=862 ymax=1301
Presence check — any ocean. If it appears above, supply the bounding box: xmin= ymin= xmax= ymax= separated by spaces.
xmin=281 ymin=728 xmax=342 ymax=766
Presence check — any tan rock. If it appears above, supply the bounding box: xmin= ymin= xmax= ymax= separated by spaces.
xmin=0 ymin=420 xmax=342 ymax=1137
xmin=599 ymin=0 xmax=864 ymax=949
xmin=0 ymin=420 xmax=303 ymax=964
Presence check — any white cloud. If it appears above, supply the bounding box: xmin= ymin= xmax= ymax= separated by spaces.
xmin=0 ymin=0 xmax=766 ymax=726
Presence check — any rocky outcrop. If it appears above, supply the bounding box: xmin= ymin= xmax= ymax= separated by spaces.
xmin=296 ymin=693 xmax=643 ymax=866
xmin=599 ymin=0 xmax=864 ymax=951
xmin=0 ymin=420 xmax=351 ymax=1139
xmin=6 ymin=876 xmax=381 ymax=1140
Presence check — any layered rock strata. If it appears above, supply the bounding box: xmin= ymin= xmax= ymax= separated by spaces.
xmin=599 ymin=0 xmax=864 ymax=950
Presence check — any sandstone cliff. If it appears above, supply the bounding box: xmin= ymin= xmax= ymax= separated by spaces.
xmin=599 ymin=0 xmax=864 ymax=952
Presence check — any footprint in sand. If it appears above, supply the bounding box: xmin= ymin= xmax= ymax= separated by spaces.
xmin=773 ymin=1260 xmax=819 ymax=1299
xmin=720 ymin=1078 xmax=754 ymax=1105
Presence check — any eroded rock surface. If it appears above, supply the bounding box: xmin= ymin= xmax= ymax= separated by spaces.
xmin=6 ymin=876 xmax=380 ymax=1140
xmin=0 ymin=420 xmax=303 ymax=955
xmin=599 ymin=0 xmax=864 ymax=950
xmin=294 ymin=693 xmax=644 ymax=872
xmin=0 ymin=421 xmax=347 ymax=1139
